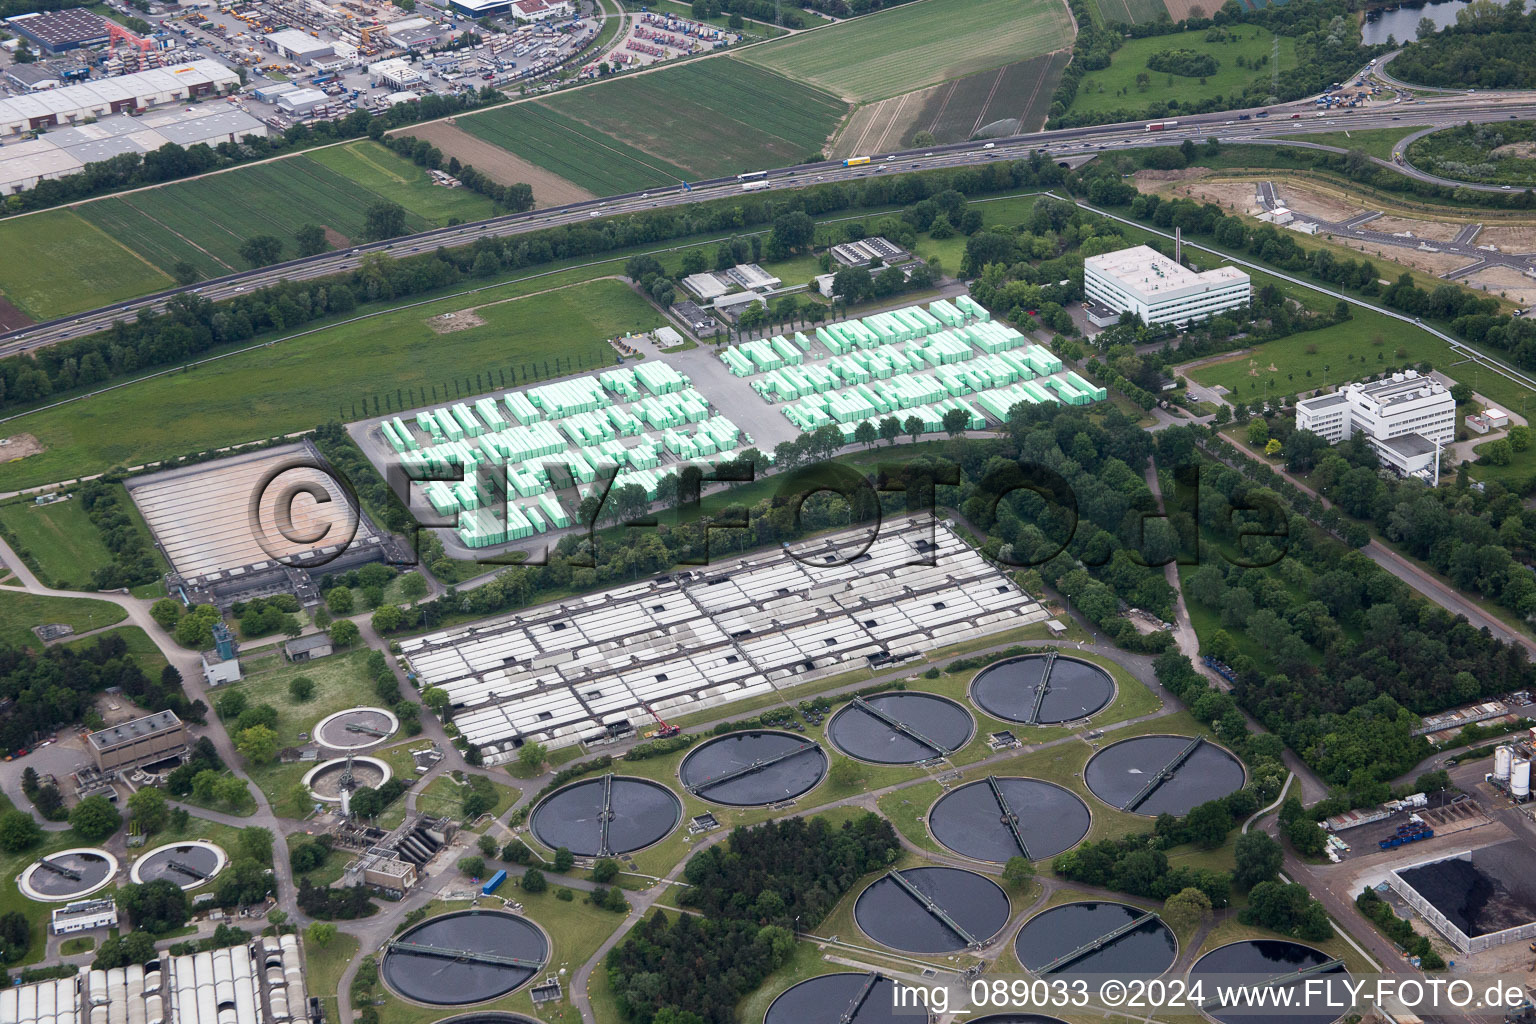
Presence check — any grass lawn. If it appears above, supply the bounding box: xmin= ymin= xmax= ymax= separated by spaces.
xmin=459 ymin=61 xmax=845 ymax=194
xmin=1278 ymin=124 xmax=1433 ymax=161
xmin=63 ymin=625 xmax=169 ymax=678
xmin=739 ymin=0 xmax=1073 ymax=103
xmin=0 ymin=484 xmax=167 ymax=592
xmin=1068 ymin=25 xmax=1296 ymax=120
xmin=59 ymin=936 xmax=96 ymax=955
xmin=413 ymin=771 xmax=520 ymax=824
xmin=0 ymin=589 xmax=127 ymax=650
xmin=302 ymin=927 xmax=359 ymax=1024
xmin=0 ymin=276 xmax=662 ymax=490
xmin=1186 ymin=309 xmax=1462 ymax=408
xmin=0 ymin=208 xmax=173 ymax=320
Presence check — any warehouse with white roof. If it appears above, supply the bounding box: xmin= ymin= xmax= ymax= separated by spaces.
xmin=403 ymin=515 xmax=1046 ymax=763
xmin=0 ymin=60 xmax=240 ymax=136
xmin=0 ymin=936 xmax=306 ymax=1024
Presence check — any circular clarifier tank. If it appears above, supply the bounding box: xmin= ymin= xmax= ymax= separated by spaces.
xmin=18 ymin=847 xmax=118 ymax=902
xmin=765 ymin=973 xmax=928 ymax=1024
xmin=529 ymin=774 xmax=682 ymax=857
xmin=432 ymin=1015 xmax=543 ymax=1024
xmin=382 ymin=910 xmax=549 ymax=1006
xmin=970 ymin=654 xmax=1115 ymax=725
xmin=928 ymin=777 xmax=1090 ymax=863
xmin=315 ymin=706 xmax=400 ymax=751
xmin=854 ymin=866 xmax=1010 ymax=953
xmin=1014 ymin=901 xmax=1177 ymax=977
xmin=1189 ymin=941 xmax=1349 ymax=1024
xmin=130 ymin=840 xmax=228 ymax=890
xmin=679 ymin=730 xmax=828 ymax=806
xmin=303 ymin=755 xmax=392 ymax=803
xmin=1084 ymin=735 xmax=1245 ymax=816
xmin=826 ymin=692 xmax=974 ymax=764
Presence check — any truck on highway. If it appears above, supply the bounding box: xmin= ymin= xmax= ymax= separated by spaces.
xmin=844 ymin=156 xmax=871 ymax=167
xmin=1145 ymin=121 xmax=1179 ymax=132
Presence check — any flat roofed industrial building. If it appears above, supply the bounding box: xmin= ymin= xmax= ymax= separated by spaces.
xmin=1083 ymin=245 xmax=1249 ymax=327
xmin=127 ymin=443 xmax=376 ymax=581
xmin=87 ymin=709 xmax=186 ymax=772
xmin=0 ymin=106 xmax=267 ymax=194
xmin=4 ymin=8 xmax=109 ymax=53
xmin=0 ymin=936 xmax=307 ymax=1024
xmin=0 ymin=60 xmax=241 ymax=136
xmin=1296 ymin=369 xmax=1455 ymax=480
xmin=403 ymin=515 xmax=1046 ymax=763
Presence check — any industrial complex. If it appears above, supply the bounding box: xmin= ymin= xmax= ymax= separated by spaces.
xmin=1295 ymin=369 xmax=1457 ymax=480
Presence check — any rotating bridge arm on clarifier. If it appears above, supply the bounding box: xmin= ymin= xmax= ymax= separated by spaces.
xmin=839 ymin=972 xmax=882 ymax=1024
xmin=598 ymin=773 xmax=616 ymax=858
xmin=1025 ymin=652 xmax=1057 ymax=725
xmin=1123 ymin=736 xmax=1205 ymax=812
xmin=387 ymin=941 xmax=544 ymax=969
xmin=1204 ymin=959 xmax=1345 ymax=1008
xmin=38 ymin=860 xmax=83 ymax=881
xmin=346 ymin=722 xmax=391 ymax=737
xmin=167 ymin=859 xmax=210 ymax=880
xmin=985 ymin=776 xmax=1031 ymax=859
xmin=688 ymin=743 xmax=820 ymax=794
xmin=1036 ymin=912 xmax=1158 ymax=974
xmin=885 ymin=870 xmax=981 ymax=948
xmin=851 ymin=697 xmax=953 ymax=756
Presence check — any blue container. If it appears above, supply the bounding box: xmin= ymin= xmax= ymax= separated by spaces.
xmin=482 ymin=869 xmax=507 ymax=895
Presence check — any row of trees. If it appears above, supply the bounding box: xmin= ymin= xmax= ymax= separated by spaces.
xmin=3 ymin=88 xmax=510 ymax=217
xmin=0 ymin=156 xmax=1056 ymax=416
xmin=1389 ymin=0 xmax=1536 ymax=89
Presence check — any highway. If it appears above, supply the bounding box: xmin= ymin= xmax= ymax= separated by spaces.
xmin=5 ymin=79 xmax=1536 ymax=357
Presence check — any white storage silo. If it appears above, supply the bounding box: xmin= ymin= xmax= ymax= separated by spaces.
xmin=1512 ymin=757 xmax=1531 ymax=799
xmin=1494 ymin=744 xmax=1513 ymax=782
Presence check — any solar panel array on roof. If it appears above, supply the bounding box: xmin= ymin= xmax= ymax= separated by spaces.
xmin=403 ymin=516 xmax=1046 ymax=763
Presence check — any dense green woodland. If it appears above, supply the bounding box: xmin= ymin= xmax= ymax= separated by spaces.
xmin=1388 ymin=0 xmax=1536 ymax=89
xmin=1048 ymin=0 xmax=1387 ymax=128
xmin=608 ymin=815 xmax=897 ymax=1024
xmin=0 ymin=634 xmax=203 ymax=753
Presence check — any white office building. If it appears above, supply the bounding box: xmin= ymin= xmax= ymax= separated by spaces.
xmin=1083 ymin=245 xmax=1250 ymax=327
xmin=1295 ymin=369 xmax=1456 ymax=480
xmin=49 ymin=898 xmax=116 ymax=935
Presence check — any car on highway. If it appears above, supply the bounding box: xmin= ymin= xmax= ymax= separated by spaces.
xmin=1504 ymin=185 xmax=1514 ymax=190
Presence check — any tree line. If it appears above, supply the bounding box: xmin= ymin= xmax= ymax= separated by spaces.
xmin=0 ymin=157 xmax=1056 ymax=416
xmin=3 ymin=89 xmax=510 ymax=217
xmin=1388 ymin=0 xmax=1536 ymax=90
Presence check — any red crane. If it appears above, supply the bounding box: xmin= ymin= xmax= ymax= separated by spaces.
xmin=641 ymin=704 xmax=680 ymax=738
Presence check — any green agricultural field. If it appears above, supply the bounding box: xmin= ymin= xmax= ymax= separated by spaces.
xmin=738 ymin=0 xmax=1074 ymax=102
xmin=458 ymin=60 xmax=845 ymax=194
xmin=1068 ymin=25 xmax=1297 ymax=118
xmin=0 ymin=277 xmax=664 ymax=489
xmin=72 ymin=142 xmax=495 ymax=279
xmin=908 ymin=53 xmax=1071 ymax=144
xmin=1187 ymin=309 xmax=1454 ymax=405
xmin=1095 ymin=0 xmax=1173 ymax=25
xmin=0 ymin=209 xmax=174 ymax=320
xmin=1279 ymin=124 xmax=1432 ymax=161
